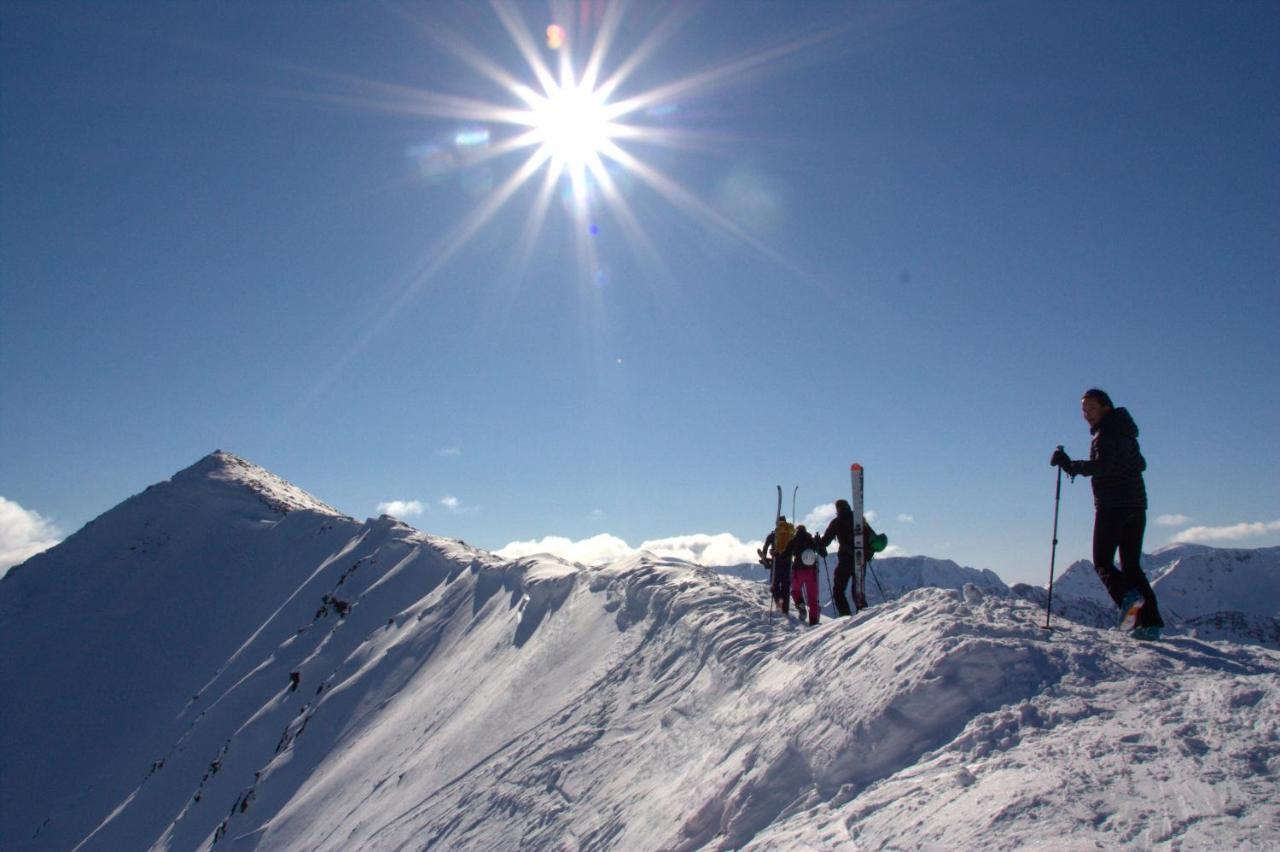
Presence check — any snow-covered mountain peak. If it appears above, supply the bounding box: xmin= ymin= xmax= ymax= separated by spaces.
xmin=175 ymin=450 xmax=343 ymax=517
xmin=1149 ymin=541 xmax=1216 ymax=562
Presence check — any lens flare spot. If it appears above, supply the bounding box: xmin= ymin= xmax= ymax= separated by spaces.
xmin=546 ymin=24 xmax=566 ymax=50
xmin=454 ymin=127 xmax=490 ymax=148
xmin=408 ymin=143 xmax=454 ymax=182
xmin=716 ymin=166 xmax=784 ymax=234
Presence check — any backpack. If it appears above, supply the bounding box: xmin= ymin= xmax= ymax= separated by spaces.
xmin=774 ymin=519 xmax=795 ymax=554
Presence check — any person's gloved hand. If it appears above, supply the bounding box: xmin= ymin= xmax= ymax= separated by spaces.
xmin=1050 ymin=447 xmax=1072 ymax=468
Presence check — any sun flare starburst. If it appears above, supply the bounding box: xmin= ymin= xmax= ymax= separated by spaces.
xmin=363 ymin=0 xmax=837 ymax=278
xmin=289 ymin=0 xmax=843 ymax=400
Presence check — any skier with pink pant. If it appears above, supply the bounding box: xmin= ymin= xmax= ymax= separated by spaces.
xmin=786 ymin=525 xmax=822 ymax=625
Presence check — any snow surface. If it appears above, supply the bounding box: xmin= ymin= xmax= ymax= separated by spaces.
xmin=1 ymin=452 xmax=1277 ymax=850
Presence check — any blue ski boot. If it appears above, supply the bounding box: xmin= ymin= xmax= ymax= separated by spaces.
xmin=1118 ymin=590 xmax=1145 ymax=632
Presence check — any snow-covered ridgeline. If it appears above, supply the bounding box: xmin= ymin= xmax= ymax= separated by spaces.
xmin=1 ymin=452 xmax=1277 ymax=850
xmin=722 ymin=544 xmax=1280 ymax=650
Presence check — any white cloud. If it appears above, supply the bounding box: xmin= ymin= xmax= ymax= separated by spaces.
xmin=496 ymin=533 xmax=634 ymax=565
xmin=897 ymin=514 xmax=914 ymax=524
xmin=0 ymin=497 xmax=62 ymax=577
xmin=492 ymin=529 xmax=921 ymax=569
xmin=377 ymin=500 xmax=424 ymax=519
xmin=436 ymin=448 xmax=462 ymax=457
xmin=638 ymin=533 xmax=764 ymax=566
xmin=588 ymin=508 xmax=605 ymax=521
xmin=801 ymin=504 xmax=884 ymax=530
xmin=1172 ymin=520 xmax=1280 ymax=544
xmin=1156 ymin=513 xmax=1192 ymax=526
xmin=439 ymin=496 xmax=480 ymax=514
xmin=495 ymin=532 xmax=766 ymax=568
xmin=803 ymin=503 xmax=836 ymax=529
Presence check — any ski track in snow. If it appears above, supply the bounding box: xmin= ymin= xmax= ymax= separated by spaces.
xmin=1 ymin=453 xmax=1277 ymax=851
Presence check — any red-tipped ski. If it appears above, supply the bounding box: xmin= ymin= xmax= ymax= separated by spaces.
xmin=851 ymin=463 xmax=866 ymax=611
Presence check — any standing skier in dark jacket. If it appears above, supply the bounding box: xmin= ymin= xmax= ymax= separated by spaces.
xmin=817 ymin=500 xmax=881 ymax=616
xmin=1052 ymin=388 xmax=1164 ymax=638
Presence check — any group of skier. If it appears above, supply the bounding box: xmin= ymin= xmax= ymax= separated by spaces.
xmin=762 ymin=388 xmax=1164 ymax=640
xmin=759 ymin=500 xmax=886 ymax=626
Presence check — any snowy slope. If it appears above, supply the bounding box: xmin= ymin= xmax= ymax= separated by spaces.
xmin=2 ymin=454 xmax=1278 ymax=850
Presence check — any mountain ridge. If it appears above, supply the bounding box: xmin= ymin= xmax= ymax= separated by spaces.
xmin=2 ymin=453 xmax=1277 ymax=850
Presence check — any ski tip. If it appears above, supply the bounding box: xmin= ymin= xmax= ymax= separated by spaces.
xmin=850 ymin=463 xmax=863 ymax=472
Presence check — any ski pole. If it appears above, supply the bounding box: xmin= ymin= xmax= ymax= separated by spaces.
xmin=869 ymin=562 xmax=886 ymax=602
xmin=769 ymin=485 xmax=781 ymax=616
xmin=765 ymin=549 xmax=776 ymax=616
xmin=1043 ymin=452 xmax=1064 ymax=630
xmin=821 ymin=553 xmax=832 ymax=608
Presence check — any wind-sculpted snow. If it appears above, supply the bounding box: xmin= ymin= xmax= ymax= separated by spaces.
xmin=752 ymin=622 xmax=1280 ymax=850
xmin=2 ymin=455 xmax=1278 ymax=850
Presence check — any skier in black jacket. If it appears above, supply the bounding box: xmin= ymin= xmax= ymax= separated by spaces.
xmin=817 ymin=500 xmax=880 ymax=616
xmin=1052 ymin=388 xmax=1164 ymax=638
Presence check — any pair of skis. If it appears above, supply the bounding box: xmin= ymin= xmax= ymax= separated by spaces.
xmin=774 ymin=484 xmax=798 ymax=525
xmin=850 ymin=463 xmax=867 ymax=610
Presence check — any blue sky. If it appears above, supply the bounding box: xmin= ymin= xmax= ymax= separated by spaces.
xmin=3 ymin=0 xmax=1277 ymax=584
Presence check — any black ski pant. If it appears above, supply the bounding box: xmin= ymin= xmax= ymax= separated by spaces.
xmin=831 ymin=551 xmax=867 ymax=616
xmin=771 ymin=554 xmax=792 ymax=611
xmin=1092 ymin=507 xmax=1163 ymax=628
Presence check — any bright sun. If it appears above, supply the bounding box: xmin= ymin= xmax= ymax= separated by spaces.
xmin=519 ymin=76 xmax=615 ymax=171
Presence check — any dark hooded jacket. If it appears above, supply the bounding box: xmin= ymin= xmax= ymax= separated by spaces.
xmin=817 ymin=502 xmax=878 ymax=558
xmin=1075 ymin=406 xmax=1147 ymax=509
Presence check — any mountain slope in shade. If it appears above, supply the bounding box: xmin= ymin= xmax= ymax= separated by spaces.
xmin=0 ymin=452 xmax=355 ymax=849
